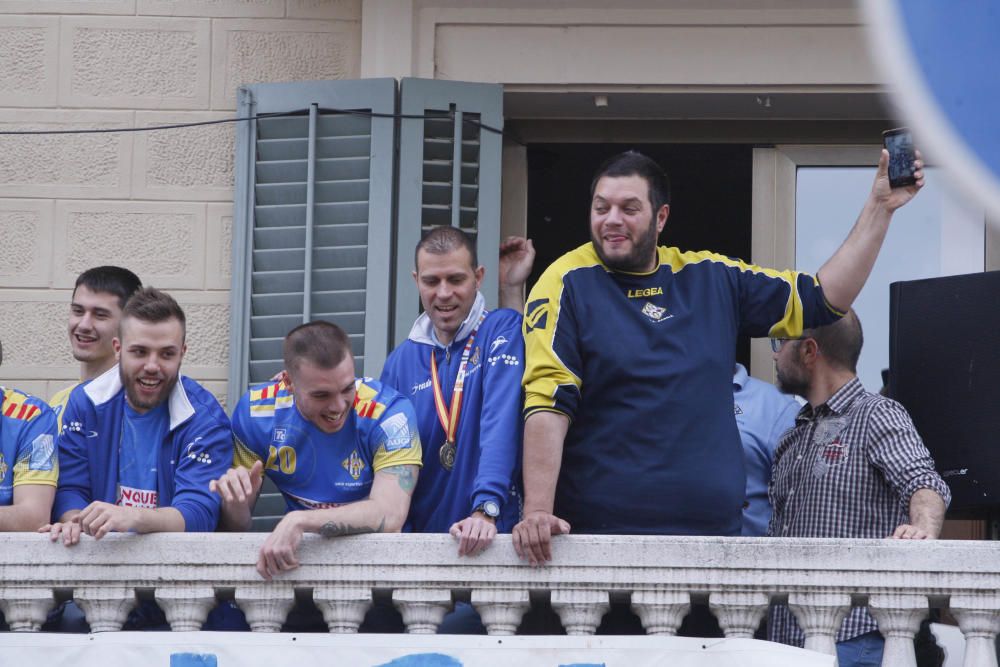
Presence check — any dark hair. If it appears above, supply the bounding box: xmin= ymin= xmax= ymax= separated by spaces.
xmin=590 ymin=150 xmax=672 ymax=213
xmin=414 ymin=226 xmax=478 ymax=269
xmin=283 ymin=321 xmax=352 ymax=374
xmin=120 ymin=287 xmax=186 ymax=338
xmin=73 ymin=266 xmax=142 ymax=310
xmin=802 ymin=309 xmax=864 ymax=373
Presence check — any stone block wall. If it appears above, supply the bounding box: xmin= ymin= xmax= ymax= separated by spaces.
xmin=0 ymin=0 xmax=361 ymax=408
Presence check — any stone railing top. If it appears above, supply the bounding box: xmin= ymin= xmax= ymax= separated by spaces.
xmin=0 ymin=533 xmax=994 ymax=594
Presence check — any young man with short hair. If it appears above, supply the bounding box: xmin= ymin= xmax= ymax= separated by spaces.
xmin=211 ymin=321 xmax=422 ymax=581
xmin=44 ymin=287 xmax=231 ymax=545
xmin=49 ymin=266 xmax=141 ymax=430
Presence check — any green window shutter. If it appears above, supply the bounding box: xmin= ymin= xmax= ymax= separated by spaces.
xmin=229 ymin=79 xmax=397 ymax=531
xmin=229 ymin=79 xmax=397 ymax=409
xmin=393 ymin=78 xmax=504 ymax=346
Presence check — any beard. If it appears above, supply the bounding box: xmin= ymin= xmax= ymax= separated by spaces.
xmin=776 ymin=364 xmax=811 ymax=398
xmin=121 ymin=367 xmax=179 ymax=413
xmin=591 ymin=219 xmax=661 ymax=273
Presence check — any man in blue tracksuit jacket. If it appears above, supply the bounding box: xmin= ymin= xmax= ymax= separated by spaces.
xmin=46 ymin=287 xmax=231 ymax=543
xmin=381 ymin=228 xmax=527 ymax=557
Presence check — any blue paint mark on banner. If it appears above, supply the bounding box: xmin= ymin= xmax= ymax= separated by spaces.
xmin=376 ymin=654 xmax=463 ymax=667
xmin=170 ymin=653 xmax=218 ymax=667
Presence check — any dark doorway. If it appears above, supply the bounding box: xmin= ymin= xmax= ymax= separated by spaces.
xmin=526 ymin=143 xmax=754 ymax=367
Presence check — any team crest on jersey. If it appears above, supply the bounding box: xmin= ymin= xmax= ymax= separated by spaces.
xmin=641 ymin=301 xmax=672 ymax=322
xmin=470 ymin=346 xmax=480 ymax=367
xmin=525 ymin=299 xmax=549 ymax=332
xmin=342 ymin=449 xmax=366 ymax=481
xmin=0 ymin=454 xmax=7 ymax=483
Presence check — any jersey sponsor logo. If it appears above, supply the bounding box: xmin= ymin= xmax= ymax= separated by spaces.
xmin=488 ymin=353 xmax=520 ymax=368
xmin=29 ymin=433 xmax=54 ymax=471
xmin=627 ymin=287 xmax=664 ymax=298
xmin=641 ymin=301 xmax=672 ymax=322
xmin=489 ymin=336 xmax=509 ymax=354
xmin=342 ymin=449 xmax=367 ymax=481
xmin=184 ymin=436 xmax=212 ymax=464
xmin=118 ymin=485 xmax=158 ymax=509
xmin=734 ymin=403 xmax=744 ymax=415
xmin=285 ymin=491 xmax=347 ymax=510
xmin=380 ymin=412 xmax=413 ymax=452
xmin=0 ymin=454 xmax=7 ymax=483
xmin=411 ymin=379 xmax=431 ymax=395
xmin=525 ymin=298 xmax=549 ymax=332
xmin=273 ymin=427 xmax=286 ymax=442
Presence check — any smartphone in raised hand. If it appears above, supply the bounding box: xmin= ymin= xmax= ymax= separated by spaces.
xmin=883 ymin=128 xmax=917 ymax=188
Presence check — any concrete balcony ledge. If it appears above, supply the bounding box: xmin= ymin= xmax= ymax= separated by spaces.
xmin=0 ymin=534 xmax=996 ymax=666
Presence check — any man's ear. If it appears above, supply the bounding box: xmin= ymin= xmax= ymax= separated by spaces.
xmin=112 ymin=337 xmax=121 ymax=361
xmin=474 ymin=265 xmax=485 ymax=289
xmin=655 ymin=204 xmax=670 ymax=233
xmin=280 ymin=369 xmax=293 ymax=391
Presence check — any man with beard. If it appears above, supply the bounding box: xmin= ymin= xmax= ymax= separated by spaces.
xmin=514 ymin=148 xmax=925 ymax=564
xmin=767 ymin=310 xmax=949 ymax=665
xmin=44 ymin=287 xmax=231 ymax=545
xmin=49 ymin=266 xmax=142 ymax=431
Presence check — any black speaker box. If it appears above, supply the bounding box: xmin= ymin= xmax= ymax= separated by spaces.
xmin=889 ymin=270 xmax=1000 ymax=515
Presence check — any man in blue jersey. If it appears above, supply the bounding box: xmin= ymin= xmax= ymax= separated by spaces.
xmin=49 ymin=266 xmax=142 ymax=432
xmin=514 ymin=148 xmax=925 ymax=564
xmin=0 ymin=339 xmax=59 ymax=531
xmin=43 ymin=287 xmax=232 ymax=545
xmin=733 ymin=363 xmax=800 ymax=536
xmin=381 ymin=227 xmax=528 ymax=560
xmin=211 ymin=321 xmax=422 ymax=581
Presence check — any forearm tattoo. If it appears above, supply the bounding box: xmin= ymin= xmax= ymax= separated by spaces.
xmin=381 ymin=465 xmax=417 ymax=492
xmin=319 ymin=516 xmax=386 ymax=538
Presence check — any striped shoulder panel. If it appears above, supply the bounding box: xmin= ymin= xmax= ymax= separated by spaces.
xmin=656 ymin=246 xmax=814 ymax=284
xmin=353 ymin=379 xmax=387 ymax=421
xmin=248 ymin=380 xmax=294 ymax=418
xmin=1 ymin=387 xmax=44 ymax=423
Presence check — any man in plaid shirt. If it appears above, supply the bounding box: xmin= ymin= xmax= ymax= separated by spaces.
xmin=767 ymin=310 xmax=950 ymax=667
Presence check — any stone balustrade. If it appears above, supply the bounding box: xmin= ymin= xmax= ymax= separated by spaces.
xmin=0 ymin=533 xmax=996 ymax=666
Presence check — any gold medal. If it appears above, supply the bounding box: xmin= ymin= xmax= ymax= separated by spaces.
xmin=429 ymin=313 xmax=486 ymax=475
xmin=439 ymin=440 xmax=457 ymax=471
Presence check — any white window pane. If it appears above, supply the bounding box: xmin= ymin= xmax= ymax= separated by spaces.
xmin=795 ymin=167 xmax=984 ymax=392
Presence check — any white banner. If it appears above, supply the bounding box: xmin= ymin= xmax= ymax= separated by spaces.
xmin=0 ymin=632 xmax=835 ymax=667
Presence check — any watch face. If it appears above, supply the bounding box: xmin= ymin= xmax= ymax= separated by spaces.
xmin=483 ymin=500 xmax=500 ymax=518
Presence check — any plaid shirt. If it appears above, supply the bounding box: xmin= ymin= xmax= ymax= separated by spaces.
xmin=767 ymin=377 xmax=951 ymax=645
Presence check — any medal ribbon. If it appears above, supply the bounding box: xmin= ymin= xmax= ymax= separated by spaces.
xmin=430 ymin=313 xmax=486 ymax=447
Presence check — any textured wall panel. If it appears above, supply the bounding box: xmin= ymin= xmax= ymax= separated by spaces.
xmin=211 ymin=19 xmax=360 ymax=108
xmin=53 ymin=201 xmax=207 ymax=290
xmin=61 ymin=17 xmax=211 ymax=109
xmin=0 ymin=299 xmax=74 ymax=378
xmin=205 ymin=203 xmax=233 ymax=289
xmin=137 ymin=0 xmax=283 ymax=18
xmin=132 ymin=112 xmax=235 ymax=201
xmin=0 ymin=199 xmax=54 ymax=287
xmin=287 ymin=0 xmax=360 ymax=19
xmin=0 ymin=18 xmax=58 ymax=107
xmin=183 ymin=302 xmax=230 ymax=368
xmin=0 ymin=110 xmax=132 ymax=199
xmin=0 ymin=0 xmax=135 ymax=14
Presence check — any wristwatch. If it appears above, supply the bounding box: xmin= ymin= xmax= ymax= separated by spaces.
xmin=473 ymin=500 xmax=500 ymax=519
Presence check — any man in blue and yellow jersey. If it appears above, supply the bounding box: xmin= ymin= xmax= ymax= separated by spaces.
xmin=514 ymin=149 xmax=925 ymax=564
xmin=0 ymin=339 xmax=59 ymax=530
xmin=211 ymin=321 xmax=422 ymax=581
xmin=49 ymin=266 xmax=141 ymax=431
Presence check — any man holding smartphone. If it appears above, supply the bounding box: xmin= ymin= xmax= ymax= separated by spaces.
xmin=514 ymin=145 xmax=924 ymax=566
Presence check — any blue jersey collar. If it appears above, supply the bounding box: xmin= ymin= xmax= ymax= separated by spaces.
xmin=406 ymin=292 xmax=486 ymax=349
xmin=84 ymin=364 xmax=195 ymax=432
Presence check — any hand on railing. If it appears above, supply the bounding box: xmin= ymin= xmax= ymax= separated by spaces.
xmin=511 ymin=510 xmax=571 ymax=566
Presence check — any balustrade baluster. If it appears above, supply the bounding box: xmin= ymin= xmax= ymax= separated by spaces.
xmin=710 ymin=590 xmax=769 ymax=639
xmin=787 ymin=589 xmax=852 ymax=656
xmin=313 ymin=585 xmax=372 ymax=633
xmin=950 ymin=593 xmax=1000 ymax=667
xmin=393 ymin=588 xmax=453 ymax=634
xmin=74 ymin=586 xmax=137 ymax=632
xmin=868 ymin=592 xmax=928 ymax=667
xmin=471 ymin=588 xmax=530 ymax=635
xmin=551 ymin=589 xmax=609 ymax=635
xmin=0 ymin=587 xmax=56 ymax=632
xmin=632 ymin=589 xmax=689 ymax=636
xmin=235 ymin=584 xmax=295 ymax=632
xmin=155 ymin=585 xmax=217 ymax=631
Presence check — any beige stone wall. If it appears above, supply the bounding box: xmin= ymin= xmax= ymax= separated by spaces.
xmin=0 ymin=0 xmax=361 ymax=407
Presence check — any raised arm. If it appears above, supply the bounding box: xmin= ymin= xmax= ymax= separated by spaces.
xmin=816 ymin=148 xmax=924 ymax=312
xmin=255 ymin=464 xmax=418 ymax=580
xmin=498 ymin=236 xmax=535 ymax=311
